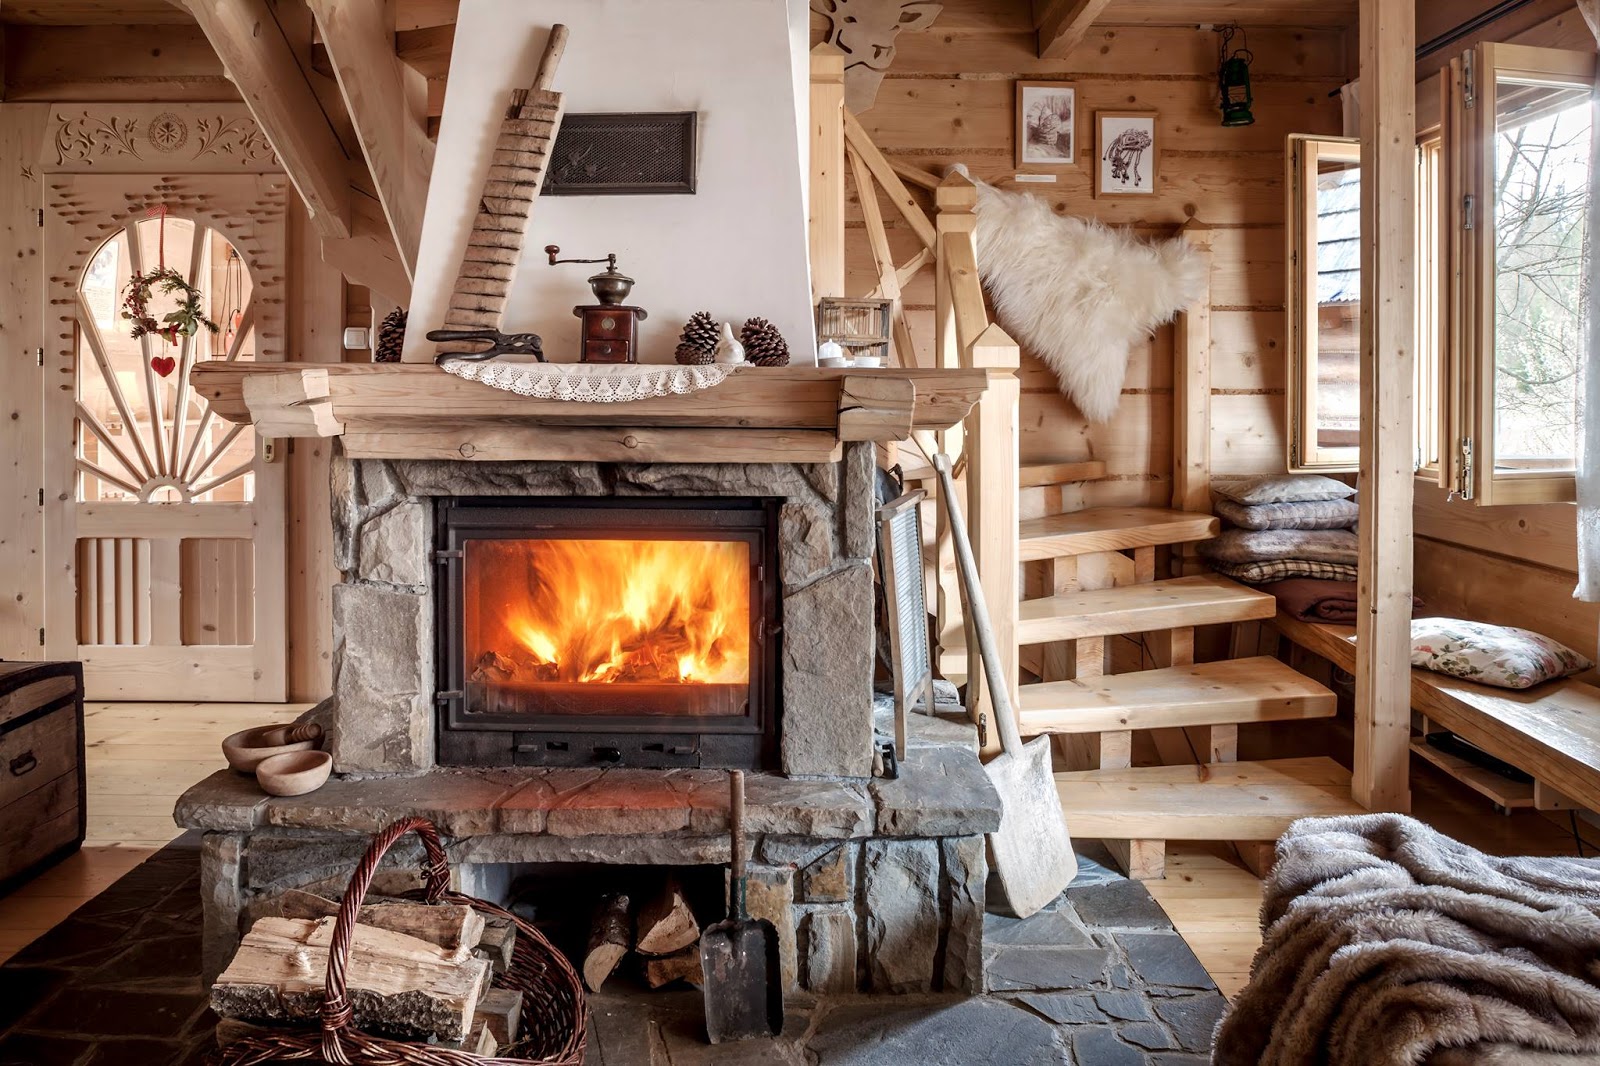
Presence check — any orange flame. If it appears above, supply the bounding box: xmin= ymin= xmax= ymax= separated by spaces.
xmin=466 ymin=539 xmax=750 ymax=686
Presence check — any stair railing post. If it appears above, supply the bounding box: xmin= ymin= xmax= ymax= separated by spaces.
xmin=1172 ymin=221 xmax=1214 ymax=578
xmin=934 ymin=171 xmax=1019 ymax=755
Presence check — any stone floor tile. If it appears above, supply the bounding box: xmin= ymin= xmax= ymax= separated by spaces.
xmin=1067 ymin=879 xmax=1176 ymax=931
xmin=985 ymin=946 xmax=1111 ymax=992
xmin=0 ymin=967 xmax=69 ymax=1031
xmin=984 ymin=906 xmax=1095 ymax=948
xmin=1154 ymin=995 xmax=1227 ymax=1053
xmin=1120 ymin=1020 xmax=1179 ymax=1051
xmin=83 ymin=1038 xmax=188 ymax=1065
xmin=1115 ymin=933 xmax=1216 ymax=990
xmin=807 ymin=997 xmax=1067 ymax=1066
xmin=1092 ymin=990 xmax=1154 ymax=1023
xmin=25 ymin=988 xmax=197 ymax=1039
xmin=0 ymin=1031 xmax=92 ymax=1066
xmin=1013 ymin=992 xmax=1105 ymax=1025
xmin=1065 ymin=843 xmax=1126 ymax=889
xmin=1068 ymin=1026 xmax=1147 ymax=1066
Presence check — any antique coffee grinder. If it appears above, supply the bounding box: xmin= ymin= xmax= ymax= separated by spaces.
xmin=544 ymin=245 xmax=648 ymax=363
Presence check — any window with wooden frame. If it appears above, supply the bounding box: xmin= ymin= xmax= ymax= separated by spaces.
xmin=1415 ymin=68 xmax=1450 ymax=488
xmin=1286 ymin=135 xmax=1362 ymax=472
xmin=1445 ymin=43 xmax=1597 ymax=505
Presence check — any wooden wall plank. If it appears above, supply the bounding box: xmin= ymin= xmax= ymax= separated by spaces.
xmin=0 ymin=105 xmax=49 ymax=661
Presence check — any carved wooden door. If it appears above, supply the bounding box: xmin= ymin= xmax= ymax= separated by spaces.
xmin=42 ymin=164 xmax=291 ymax=701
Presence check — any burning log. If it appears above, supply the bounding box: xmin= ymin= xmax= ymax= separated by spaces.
xmin=635 ymin=876 xmax=699 ymax=957
xmin=582 ymin=892 xmax=632 ymax=992
xmin=470 ymin=650 xmax=519 ymax=683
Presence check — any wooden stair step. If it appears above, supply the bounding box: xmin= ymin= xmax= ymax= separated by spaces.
xmin=1014 ymin=575 xmax=1276 ymax=645
xmin=1018 ymin=657 xmax=1336 ymax=736
xmin=1020 ymin=459 xmax=1108 ymax=488
xmin=1019 ymin=507 xmax=1219 ymax=562
xmin=1056 ymin=756 xmax=1364 ymax=841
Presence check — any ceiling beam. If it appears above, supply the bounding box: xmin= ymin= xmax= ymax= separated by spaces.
xmin=306 ymin=0 xmax=433 ymax=280
xmin=1034 ymin=0 xmax=1113 ymax=60
xmin=320 ymin=187 xmax=411 ymax=307
xmin=182 ymin=0 xmax=351 ymax=240
xmin=1579 ymin=0 xmax=1599 ymax=42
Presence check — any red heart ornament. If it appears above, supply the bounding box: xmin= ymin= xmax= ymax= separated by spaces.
xmin=151 ymin=355 xmax=176 ymax=378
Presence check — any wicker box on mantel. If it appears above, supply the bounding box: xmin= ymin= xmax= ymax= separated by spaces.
xmin=0 ymin=661 xmax=86 ymax=891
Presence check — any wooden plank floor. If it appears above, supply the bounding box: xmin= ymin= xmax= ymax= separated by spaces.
xmin=0 ymin=701 xmax=308 ymax=964
xmin=1150 ymin=760 xmax=1600 ymax=997
xmin=1 ymin=701 xmax=1594 ymax=999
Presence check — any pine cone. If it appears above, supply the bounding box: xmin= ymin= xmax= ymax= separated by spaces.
xmin=678 ymin=311 xmax=719 ymax=356
xmin=675 ymin=341 xmax=715 ymax=366
xmin=740 ymin=317 xmax=790 ymax=367
xmin=375 ymin=309 xmax=407 ymax=363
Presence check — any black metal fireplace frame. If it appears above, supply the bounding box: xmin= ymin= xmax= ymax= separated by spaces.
xmin=433 ymin=496 xmax=781 ymax=770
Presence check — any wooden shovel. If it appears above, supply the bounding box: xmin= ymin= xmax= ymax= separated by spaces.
xmin=435 ymin=24 xmax=570 ymax=357
xmin=934 ymin=452 xmax=1078 ymax=918
xmin=699 ymin=770 xmax=783 ymax=1043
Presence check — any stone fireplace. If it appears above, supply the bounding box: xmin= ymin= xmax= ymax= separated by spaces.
xmin=178 ymin=436 xmax=1002 ymax=1000
xmin=327 ymin=447 xmax=877 ymax=779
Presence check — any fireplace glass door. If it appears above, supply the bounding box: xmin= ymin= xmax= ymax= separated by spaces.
xmin=436 ymin=498 xmax=779 ymax=769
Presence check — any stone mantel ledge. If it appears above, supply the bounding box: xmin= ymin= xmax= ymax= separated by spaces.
xmin=175 ymin=745 xmax=1001 ymax=843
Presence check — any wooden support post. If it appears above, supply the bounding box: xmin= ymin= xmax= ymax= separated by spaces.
xmin=1107 ymin=838 xmax=1165 ymax=881
xmin=307 ymin=0 xmax=435 ymax=279
xmin=1034 ymin=0 xmax=1114 ymax=60
xmin=1172 ymin=224 xmax=1213 ymax=577
xmin=809 ymin=44 xmax=847 ymax=303
xmin=182 ymin=0 xmax=352 ymax=240
xmin=1353 ymin=0 xmax=1416 ymax=814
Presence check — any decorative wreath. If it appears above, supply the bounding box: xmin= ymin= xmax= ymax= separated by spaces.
xmin=121 ymin=267 xmax=220 ymax=346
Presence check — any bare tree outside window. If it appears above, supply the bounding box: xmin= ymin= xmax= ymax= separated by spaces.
xmin=1492 ymin=82 xmax=1592 ymax=472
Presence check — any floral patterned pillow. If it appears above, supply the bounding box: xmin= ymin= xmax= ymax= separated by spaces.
xmin=1411 ymin=618 xmax=1593 ymax=690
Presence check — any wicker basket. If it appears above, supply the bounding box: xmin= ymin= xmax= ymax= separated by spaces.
xmin=212 ymin=816 xmax=587 ymax=1066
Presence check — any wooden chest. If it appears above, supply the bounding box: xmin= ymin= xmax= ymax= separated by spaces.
xmin=0 ymin=662 xmax=86 ymax=891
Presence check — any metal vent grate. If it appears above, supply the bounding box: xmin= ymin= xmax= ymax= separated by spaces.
xmin=543 ymin=112 xmax=698 ymax=196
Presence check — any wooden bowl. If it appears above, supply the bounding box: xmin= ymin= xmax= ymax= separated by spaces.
xmin=221 ymin=725 xmax=318 ymax=774
xmin=255 ymin=750 xmax=333 ymax=797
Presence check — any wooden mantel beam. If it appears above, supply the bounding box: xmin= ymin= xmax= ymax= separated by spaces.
xmin=1034 ymin=0 xmax=1113 ymax=60
xmin=182 ymin=0 xmax=352 ymax=240
xmin=1352 ymin=0 xmax=1415 ymax=814
xmin=307 ymin=0 xmax=434 ymax=280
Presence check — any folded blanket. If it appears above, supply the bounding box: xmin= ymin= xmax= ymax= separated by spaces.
xmin=1199 ymin=528 xmax=1359 ymax=566
xmin=1215 ymin=497 xmax=1360 ymax=531
xmin=1209 ymin=559 xmax=1360 ymax=585
xmin=1214 ymin=814 xmax=1600 ymax=1066
xmin=1262 ymin=578 xmax=1422 ymax=622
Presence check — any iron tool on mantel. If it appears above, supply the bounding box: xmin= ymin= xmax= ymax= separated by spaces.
xmin=934 ymin=452 xmax=1078 ymax=918
xmin=700 ymin=769 xmax=783 ymax=1042
xmin=426 ymin=327 xmax=545 ymax=364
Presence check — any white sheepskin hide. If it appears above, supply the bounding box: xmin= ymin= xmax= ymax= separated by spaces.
xmin=973 ymin=182 xmax=1209 ymax=423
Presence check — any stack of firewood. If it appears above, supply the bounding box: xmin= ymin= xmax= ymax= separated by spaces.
xmin=583 ymin=876 xmax=704 ymax=992
xmin=210 ymin=889 xmax=524 ymax=1055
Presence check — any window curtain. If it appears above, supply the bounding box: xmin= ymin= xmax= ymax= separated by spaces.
xmin=1574 ymin=87 xmax=1600 ymax=601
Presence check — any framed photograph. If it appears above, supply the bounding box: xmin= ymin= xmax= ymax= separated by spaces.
xmin=1094 ymin=111 xmax=1159 ymax=197
xmin=1015 ymin=81 xmax=1078 ymax=168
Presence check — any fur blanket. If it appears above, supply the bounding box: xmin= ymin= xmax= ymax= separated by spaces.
xmin=973 ymin=183 xmax=1208 ymax=423
xmin=1215 ymin=814 xmax=1600 ymax=1066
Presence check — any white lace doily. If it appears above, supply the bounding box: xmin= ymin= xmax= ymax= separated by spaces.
xmin=440 ymin=359 xmax=733 ymax=402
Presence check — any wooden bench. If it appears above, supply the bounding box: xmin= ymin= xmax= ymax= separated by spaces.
xmin=1272 ymin=612 xmax=1600 ymax=814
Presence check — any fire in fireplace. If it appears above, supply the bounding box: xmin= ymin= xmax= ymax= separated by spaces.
xmin=435 ymin=498 xmax=780 ymax=769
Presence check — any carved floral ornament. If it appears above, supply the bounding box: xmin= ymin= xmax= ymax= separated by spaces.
xmin=49 ymin=108 xmax=280 ymax=172
xmin=811 ymin=0 xmax=943 ymax=113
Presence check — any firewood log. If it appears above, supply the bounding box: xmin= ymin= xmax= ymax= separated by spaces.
xmin=210 ymin=917 xmax=489 ymax=1043
xmin=474 ymin=914 xmax=517 ymax=974
xmin=634 ymin=876 xmax=699 ymax=956
xmin=254 ymin=889 xmax=484 ymax=958
xmin=643 ymin=946 xmax=704 ymax=989
xmin=582 ymin=893 xmax=631 ymax=992
xmin=478 ymin=987 xmax=523 ymax=1046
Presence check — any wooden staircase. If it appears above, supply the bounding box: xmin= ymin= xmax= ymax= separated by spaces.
xmin=1006 ymin=470 xmax=1359 ymax=879
xmin=806 ymin=56 xmax=1365 ymax=883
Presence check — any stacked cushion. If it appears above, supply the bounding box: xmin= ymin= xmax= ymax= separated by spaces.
xmin=1205 ymin=475 xmax=1359 ymax=583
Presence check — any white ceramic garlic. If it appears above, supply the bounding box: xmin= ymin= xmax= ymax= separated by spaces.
xmin=713 ymin=322 xmax=746 ymax=365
